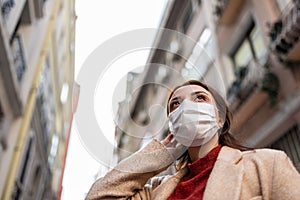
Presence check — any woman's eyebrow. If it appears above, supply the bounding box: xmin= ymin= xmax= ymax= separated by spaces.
xmin=169 ymin=96 xmax=181 ymax=102
xmin=191 ymin=91 xmax=209 ymax=96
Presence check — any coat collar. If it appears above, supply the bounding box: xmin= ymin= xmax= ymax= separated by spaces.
xmin=203 ymin=146 xmax=244 ymax=200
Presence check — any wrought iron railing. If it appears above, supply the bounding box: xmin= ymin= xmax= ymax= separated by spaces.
xmin=268 ymin=2 xmax=300 ymax=59
xmin=11 ymin=35 xmax=27 ymax=82
xmin=1 ymin=0 xmax=15 ymax=20
xmin=36 ymin=64 xmax=55 ymax=148
xmin=227 ymin=60 xmax=279 ymax=111
xmin=37 ymin=88 xmax=51 ymax=141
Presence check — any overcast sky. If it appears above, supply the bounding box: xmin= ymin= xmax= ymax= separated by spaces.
xmin=62 ymin=1 xmax=167 ymax=199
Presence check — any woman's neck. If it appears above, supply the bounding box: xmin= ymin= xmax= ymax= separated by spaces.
xmin=188 ymin=134 xmax=219 ymax=162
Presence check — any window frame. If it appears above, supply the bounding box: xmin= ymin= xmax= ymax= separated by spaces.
xmin=230 ymin=19 xmax=257 ymax=72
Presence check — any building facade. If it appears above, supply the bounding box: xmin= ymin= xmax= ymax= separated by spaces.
xmin=115 ymin=0 xmax=300 ymax=172
xmin=0 ymin=0 xmax=76 ymax=199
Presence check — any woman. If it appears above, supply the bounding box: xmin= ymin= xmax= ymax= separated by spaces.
xmin=86 ymin=80 xmax=300 ymax=200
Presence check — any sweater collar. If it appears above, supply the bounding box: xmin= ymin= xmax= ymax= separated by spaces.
xmin=187 ymin=145 xmax=222 ymax=176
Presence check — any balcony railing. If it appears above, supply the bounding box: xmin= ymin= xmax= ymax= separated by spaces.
xmin=269 ymin=2 xmax=300 ymax=61
xmin=37 ymin=94 xmax=51 ymax=149
xmin=227 ymin=60 xmax=279 ymax=112
xmin=11 ymin=35 xmax=26 ymax=82
xmin=214 ymin=0 xmax=245 ymax=25
xmin=36 ymin=65 xmax=55 ymax=148
xmin=1 ymin=0 xmax=15 ymax=20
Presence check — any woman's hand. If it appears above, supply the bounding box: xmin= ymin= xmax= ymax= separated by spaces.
xmin=161 ymin=133 xmax=174 ymax=146
xmin=161 ymin=134 xmax=187 ymax=161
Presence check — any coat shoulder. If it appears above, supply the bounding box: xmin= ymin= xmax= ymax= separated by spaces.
xmin=240 ymin=147 xmax=290 ymax=166
xmin=220 ymin=146 xmax=285 ymax=164
xmin=242 ymin=148 xmax=286 ymax=158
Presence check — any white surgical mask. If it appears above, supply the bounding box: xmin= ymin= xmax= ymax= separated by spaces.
xmin=168 ymin=99 xmax=220 ymax=147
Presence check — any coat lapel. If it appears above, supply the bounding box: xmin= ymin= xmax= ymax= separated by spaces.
xmin=203 ymin=146 xmax=244 ymax=200
xmin=152 ymin=167 xmax=188 ymax=200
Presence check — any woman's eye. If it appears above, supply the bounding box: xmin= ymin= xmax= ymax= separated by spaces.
xmin=170 ymin=101 xmax=180 ymax=110
xmin=195 ymin=95 xmax=206 ymax=102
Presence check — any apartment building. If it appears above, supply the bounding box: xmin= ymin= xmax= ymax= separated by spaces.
xmin=114 ymin=0 xmax=300 ymax=172
xmin=0 ymin=0 xmax=76 ymax=199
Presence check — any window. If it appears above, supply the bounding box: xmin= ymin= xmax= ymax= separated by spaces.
xmin=182 ymin=1 xmax=195 ymax=33
xmin=233 ymin=39 xmax=252 ymax=69
xmin=231 ymin=21 xmax=267 ymax=72
xmin=182 ymin=28 xmax=214 ymax=79
xmin=251 ymin=26 xmax=267 ymax=62
xmin=227 ymin=20 xmax=268 ymax=100
xmin=276 ymin=0 xmax=293 ymax=11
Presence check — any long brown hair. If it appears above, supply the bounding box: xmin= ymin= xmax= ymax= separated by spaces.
xmin=167 ymin=80 xmax=249 ymax=168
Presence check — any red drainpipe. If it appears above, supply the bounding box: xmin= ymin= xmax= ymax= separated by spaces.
xmin=57 ymin=83 xmax=80 ymax=200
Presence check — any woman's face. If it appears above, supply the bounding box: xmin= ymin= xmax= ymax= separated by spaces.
xmin=168 ymin=84 xmax=222 ymax=126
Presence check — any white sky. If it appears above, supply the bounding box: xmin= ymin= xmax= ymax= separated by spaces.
xmin=62 ymin=1 xmax=167 ymax=199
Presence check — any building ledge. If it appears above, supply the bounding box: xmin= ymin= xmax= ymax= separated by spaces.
xmin=246 ymin=90 xmax=300 ymax=147
xmin=215 ymin=0 xmax=245 ymax=25
xmin=287 ymin=40 xmax=300 ymax=60
xmin=231 ymin=90 xmax=268 ymax=131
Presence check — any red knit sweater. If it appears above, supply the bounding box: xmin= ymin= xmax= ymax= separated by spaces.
xmin=167 ymin=145 xmax=222 ymax=200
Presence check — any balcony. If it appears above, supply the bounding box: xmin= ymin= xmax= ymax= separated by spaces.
xmin=227 ymin=60 xmax=279 ymax=114
xmin=269 ymin=2 xmax=300 ymax=61
xmin=11 ymin=34 xmax=26 ymax=82
xmin=214 ymin=0 xmax=245 ymax=25
xmin=1 ymin=0 xmax=15 ymax=20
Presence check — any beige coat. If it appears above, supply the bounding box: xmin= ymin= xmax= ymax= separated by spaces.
xmin=86 ymin=140 xmax=300 ymax=200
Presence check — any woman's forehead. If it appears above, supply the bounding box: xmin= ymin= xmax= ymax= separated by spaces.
xmin=171 ymin=85 xmax=209 ymax=98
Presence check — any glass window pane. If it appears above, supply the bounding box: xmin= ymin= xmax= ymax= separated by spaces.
xmin=250 ymin=26 xmax=267 ymax=62
xmin=234 ymin=40 xmax=252 ymax=69
xmin=276 ymin=0 xmax=293 ymax=11
xmin=199 ymin=28 xmax=212 ymax=46
xmin=183 ymin=28 xmax=214 ymax=79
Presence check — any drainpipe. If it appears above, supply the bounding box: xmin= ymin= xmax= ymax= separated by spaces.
xmin=1 ymin=1 xmax=60 ymax=199
xmin=56 ymin=82 xmax=80 ymax=200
